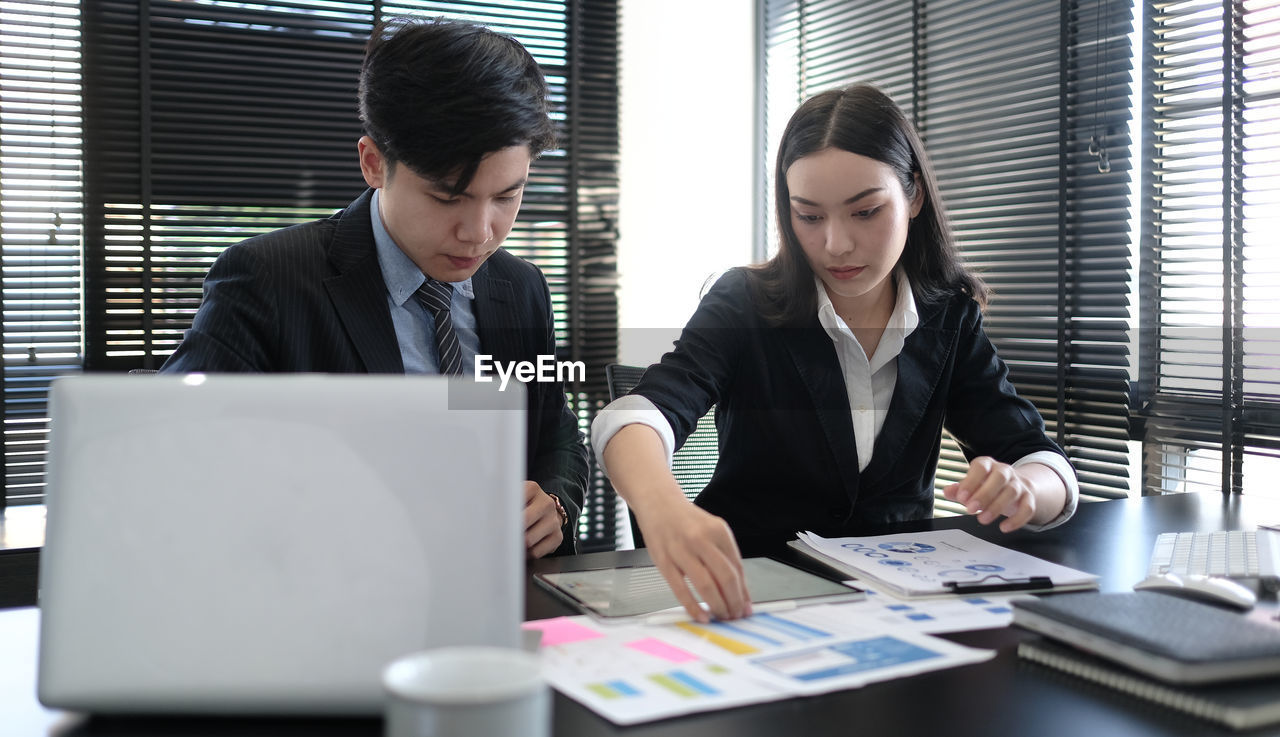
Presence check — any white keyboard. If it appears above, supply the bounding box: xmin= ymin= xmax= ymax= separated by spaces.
xmin=1148 ymin=531 xmax=1261 ymax=579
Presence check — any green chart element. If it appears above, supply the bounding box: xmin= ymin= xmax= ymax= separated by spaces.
xmin=648 ymin=673 xmax=698 ymax=698
xmin=586 ymin=683 xmax=621 ymax=700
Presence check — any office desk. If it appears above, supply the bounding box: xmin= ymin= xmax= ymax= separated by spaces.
xmin=4 ymin=491 xmax=1280 ymax=737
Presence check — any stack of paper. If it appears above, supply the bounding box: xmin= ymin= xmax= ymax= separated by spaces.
xmin=790 ymin=529 xmax=1099 ymax=598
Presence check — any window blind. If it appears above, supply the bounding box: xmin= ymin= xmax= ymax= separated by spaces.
xmin=73 ymin=0 xmax=620 ymax=548
xmin=1140 ymin=0 xmax=1280 ymax=496
xmin=763 ymin=0 xmax=1135 ymax=508
xmin=563 ymin=1 xmax=622 ymax=549
xmin=0 ymin=0 xmax=83 ymax=508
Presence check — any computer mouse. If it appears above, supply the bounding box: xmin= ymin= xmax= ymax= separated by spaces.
xmin=1133 ymin=572 xmax=1257 ymax=610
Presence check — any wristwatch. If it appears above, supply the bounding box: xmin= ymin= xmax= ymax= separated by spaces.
xmin=545 ymin=491 xmax=568 ymax=528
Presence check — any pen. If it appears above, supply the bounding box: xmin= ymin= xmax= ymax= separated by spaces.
xmin=944 ymin=575 xmax=1053 ymax=594
xmin=642 ymin=599 xmax=798 ymax=626
xmin=641 ymin=603 xmax=706 ymax=626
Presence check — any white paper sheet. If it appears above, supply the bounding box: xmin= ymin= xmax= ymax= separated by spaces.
xmin=525 ymin=604 xmax=993 ymax=725
xmin=835 ymin=583 xmax=1032 ymax=633
xmin=794 ymin=529 xmax=1099 ymax=598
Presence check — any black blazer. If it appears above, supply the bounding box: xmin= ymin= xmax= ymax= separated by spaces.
xmin=631 ymin=268 xmax=1067 ymax=554
xmin=161 ymin=190 xmax=588 ymax=555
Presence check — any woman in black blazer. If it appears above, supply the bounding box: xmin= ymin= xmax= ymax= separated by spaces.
xmin=592 ymin=84 xmax=1078 ymax=622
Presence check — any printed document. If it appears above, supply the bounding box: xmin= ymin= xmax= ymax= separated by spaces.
xmin=525 ymin=604 xmax=993 ymax=725
xmin=791 ymin=529 xmax=1099 ymax=598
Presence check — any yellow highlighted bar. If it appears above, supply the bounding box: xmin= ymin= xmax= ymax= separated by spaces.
xmin=649 ymin=673 xmax=697 ymax=698
xmin=586 ymin=683 xmax=620 ymax=700
xmin=675 ymin=622 xmax=759 ymax=655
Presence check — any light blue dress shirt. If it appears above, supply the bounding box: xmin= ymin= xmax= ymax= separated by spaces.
xmin=370 ymin=189 xmax=481 ymax=374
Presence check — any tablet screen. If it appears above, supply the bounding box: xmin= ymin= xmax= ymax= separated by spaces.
xmin=534 ymin=557 xmax=863 ymax=619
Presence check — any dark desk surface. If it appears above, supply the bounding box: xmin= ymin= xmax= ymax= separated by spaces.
xmin=6 ymin=491 xmax=1280 ymax=737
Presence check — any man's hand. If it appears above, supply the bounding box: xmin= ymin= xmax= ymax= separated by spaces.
xmin=942 ymin=456 xmax=1036 ymax=532
xmin=634 ymin=498 xmax=751 ymax=622
xmin=524 ymin=481 xmax=565 ymax=559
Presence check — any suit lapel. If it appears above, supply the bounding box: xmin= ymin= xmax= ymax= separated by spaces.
xmin=782 ymin=324 xmax=862 ymax=506
xmin=323 ymin=190 xmax=404 ymax=374
xmin=859 ymin=302 xmax=955 ymax=490
xmin=471 ymin=262 xmax=517 ymax=362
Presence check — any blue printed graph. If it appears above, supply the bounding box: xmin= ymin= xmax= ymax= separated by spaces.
xmin=753 ymin=636 xmax=941 ymax=682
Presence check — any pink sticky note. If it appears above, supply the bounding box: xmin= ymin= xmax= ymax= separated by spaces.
xmin=521 ymin=617 xmax=605 ymax=647
xmin=625 ymin=637 xmax=698 ymax=663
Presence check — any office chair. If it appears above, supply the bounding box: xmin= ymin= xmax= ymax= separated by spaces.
xmin=604 ymin=363 xmax=720 ymax=548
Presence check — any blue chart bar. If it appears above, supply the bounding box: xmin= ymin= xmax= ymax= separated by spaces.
xmin=608 ymin=680 xmax=642 ymax=697
xmin=751 ymin=612 xmax=831 ymax=640
xmin=803 ymin=637 xmax=938 ymax=681
xmin=752 ymin=636 xmax=942 ymax=683
xmin=709 ymin=621 xmax=784 ymax=647
xmin=669 ymin=670 xmax=719 ymax=695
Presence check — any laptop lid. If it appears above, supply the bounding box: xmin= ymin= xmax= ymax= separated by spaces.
xmin=37 ymin=374 xmax=526 ymax=715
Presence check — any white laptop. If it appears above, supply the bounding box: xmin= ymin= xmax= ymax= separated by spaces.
xmin=37 ymin=374 xmax=526 ymax=715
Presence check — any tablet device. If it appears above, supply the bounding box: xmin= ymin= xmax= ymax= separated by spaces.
xmin=535 ymin=557 xmax=864 ymax=620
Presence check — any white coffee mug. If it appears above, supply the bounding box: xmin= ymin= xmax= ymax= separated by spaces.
xmin=382 ymin=646 xmax=550 ymax=737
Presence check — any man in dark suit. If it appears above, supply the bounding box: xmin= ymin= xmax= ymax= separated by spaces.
xmin=161 ymin=18 xmax=587 ymax=557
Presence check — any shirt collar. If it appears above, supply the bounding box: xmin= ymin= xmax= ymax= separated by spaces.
xmin=814 ymin=269 xmax=919 ymax=343
xmin=370 ymin=189 xmax=475 ymax=308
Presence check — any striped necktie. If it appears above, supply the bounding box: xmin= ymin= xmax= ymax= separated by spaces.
xmin=414 ymin=279 xmax=463 ymax=375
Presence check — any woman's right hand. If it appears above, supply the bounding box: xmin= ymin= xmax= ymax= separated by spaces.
xmin=599 ymin=423 xmax=752 ymax=622
xmin=634 ymin=497 xmax=752 ymax=622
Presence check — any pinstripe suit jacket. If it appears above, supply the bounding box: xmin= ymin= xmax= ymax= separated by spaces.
xmin=160 ymin=189 xmax=588 ymax=555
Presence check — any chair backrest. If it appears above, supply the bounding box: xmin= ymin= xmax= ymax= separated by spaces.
xmin=604 ymin=364 xmax=719 ymax=501
xmin=604 ymin=364 xmax=645 ymax=400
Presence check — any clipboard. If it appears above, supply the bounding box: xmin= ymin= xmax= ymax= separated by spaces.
xmin=533 ymin=556 xmax=864 ymax=621
xmin=788 ymin=529 xmax=1100 ymax=599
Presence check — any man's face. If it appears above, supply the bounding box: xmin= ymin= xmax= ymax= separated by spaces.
xmin=358 ymin=137 xmax=531 ymax=282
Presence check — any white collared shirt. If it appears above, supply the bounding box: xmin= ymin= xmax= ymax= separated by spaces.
xmin=370 ymin=189 xmax=480 ymax=374
xmin=817 ymin=270 xmax=918 ymax=472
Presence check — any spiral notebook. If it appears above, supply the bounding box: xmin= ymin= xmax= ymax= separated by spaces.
xmin=1019 ymin=639 xmax=1280 ymax=731
xmin=1012 ymin=591 xmax=1280 ymax=685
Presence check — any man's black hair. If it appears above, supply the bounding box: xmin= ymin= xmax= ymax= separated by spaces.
xmin=358 ymin=17 xmax=556 ymax=194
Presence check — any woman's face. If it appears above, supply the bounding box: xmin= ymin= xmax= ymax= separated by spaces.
xmin=785 ymin=147 xmax=922 ymax=319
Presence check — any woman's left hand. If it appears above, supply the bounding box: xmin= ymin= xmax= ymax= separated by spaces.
xmin=942 ymin=457 xmax=1036 ymax=532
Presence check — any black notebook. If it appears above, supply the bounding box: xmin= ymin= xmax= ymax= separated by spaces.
xmin=1019 ymin=639 xmax=1280 ymax=731
xmin=1012 ymin=591 xmax=1280 ymax=685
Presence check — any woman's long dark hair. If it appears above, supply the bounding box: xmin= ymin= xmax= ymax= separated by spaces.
xmin=747 ymin=84 xmax=986 ymax=326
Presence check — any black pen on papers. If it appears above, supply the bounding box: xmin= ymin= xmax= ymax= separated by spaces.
xmin=944 ymin=575 xmax=1053 ymax=594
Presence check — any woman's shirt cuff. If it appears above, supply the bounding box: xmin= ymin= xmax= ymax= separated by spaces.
xmin=1012 ymin=450 xmax=1079 ymax=531
xmin=590 ymin=394 xmax=677 ymax=474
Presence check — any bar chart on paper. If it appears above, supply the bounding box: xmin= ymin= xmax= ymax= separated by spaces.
xmin=753 ymin=636 xmax=942 ymax=682
xmin=527 ymin=616 xmax=787 ymax=724
xmin=845 ymin=585 xmax=1024 ymax=633
xmin=526 ymin=605 xmax=993 ymax=725
xmin=670 ymin=609 xmax=837 ymax=653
